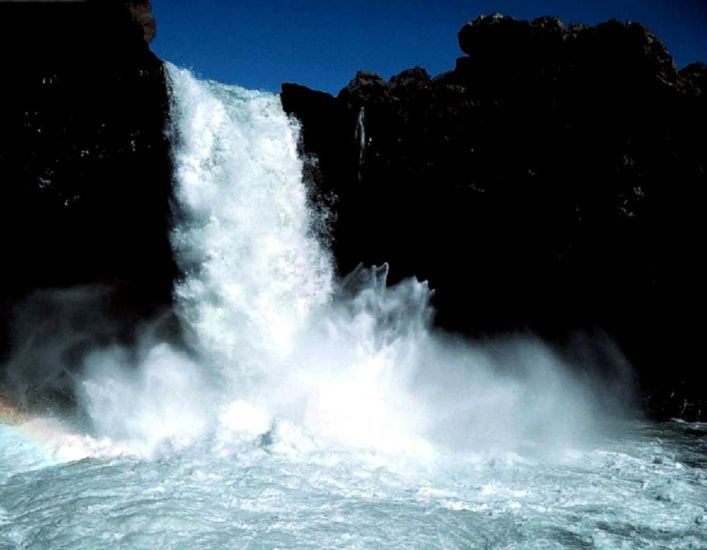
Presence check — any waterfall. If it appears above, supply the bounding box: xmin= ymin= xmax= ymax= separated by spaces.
xmin=0 ymin=64 xmax=696 ymax=550
xmin=166 ymin=65 xmax=333 ymax=386
xmin=70 ymin=65 xmax=635 ymax=457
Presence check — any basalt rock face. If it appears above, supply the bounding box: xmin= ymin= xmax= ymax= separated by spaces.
xmin=282 ymin=15 xmax=707 ymax=421
xmin=0 ymin=1 xmax=175 ymax=396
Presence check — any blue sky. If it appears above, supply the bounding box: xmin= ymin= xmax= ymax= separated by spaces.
xmin=151 ymin=0 xmax=707 ymax=93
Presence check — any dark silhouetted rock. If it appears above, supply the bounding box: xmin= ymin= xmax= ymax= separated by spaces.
xmin=0 ymin=0 xmax=175 ymax=385
xmin=681 ymin=62 xmax=707 ymax=94
xmin=282 ymin=15 xmax=707 ymax=421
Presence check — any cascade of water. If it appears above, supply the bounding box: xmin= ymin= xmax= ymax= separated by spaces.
xmin=72 ymin=65 xmax=635 ymax=457
xmin=166 ymin=65 xmax=333 ymax=386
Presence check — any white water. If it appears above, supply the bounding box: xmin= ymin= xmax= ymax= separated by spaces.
xmin=356 ymin=106 xmax=366 ymax=181
xmin=1 ymin=66 xmax=706 ymax=548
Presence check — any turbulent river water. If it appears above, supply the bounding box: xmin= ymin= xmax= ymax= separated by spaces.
xmin=1 ymin=66 xmax=706 ymax=549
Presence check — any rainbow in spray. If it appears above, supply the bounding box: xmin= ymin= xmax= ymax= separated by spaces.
xmin=0 ymin=394 xmax=131 ymax=463
xmin=0 ymin=394 xmax=26 ymax=426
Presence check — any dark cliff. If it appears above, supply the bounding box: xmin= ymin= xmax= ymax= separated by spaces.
xmin=282 ymin=15 xmax=707 ymax=420
xmin=0 ymin=0 xmax=175 ymax=400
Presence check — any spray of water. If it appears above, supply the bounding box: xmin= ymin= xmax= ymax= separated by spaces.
xmin=3 ymin=65 xmax=637 ymax=460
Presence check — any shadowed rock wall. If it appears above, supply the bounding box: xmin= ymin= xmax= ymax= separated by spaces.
xmin=0 ymin=0 xmax=175 ymax=377
xmin=282 ymin=15 xmax=707 ymax=420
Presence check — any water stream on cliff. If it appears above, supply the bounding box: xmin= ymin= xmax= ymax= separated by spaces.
xmin=1 ymin=65 xmax=706 ymax=548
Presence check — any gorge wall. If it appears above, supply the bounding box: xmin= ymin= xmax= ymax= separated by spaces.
xmin=282 ymin=15 xmax=707 ymax=420
xmin=0 ymin=0 xmax=174 ymax=404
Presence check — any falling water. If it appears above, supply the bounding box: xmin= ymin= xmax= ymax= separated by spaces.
xmin=356 ymin=106 xmax=366 ymax=181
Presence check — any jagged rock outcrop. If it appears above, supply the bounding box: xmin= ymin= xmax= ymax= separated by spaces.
xmin=126 ymin=0 xmax=157 ymax=43
xmin=0 ymin=0 xmax=175 ymax=390
xmin=282 ymin=15 xmax=707 ymax=420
